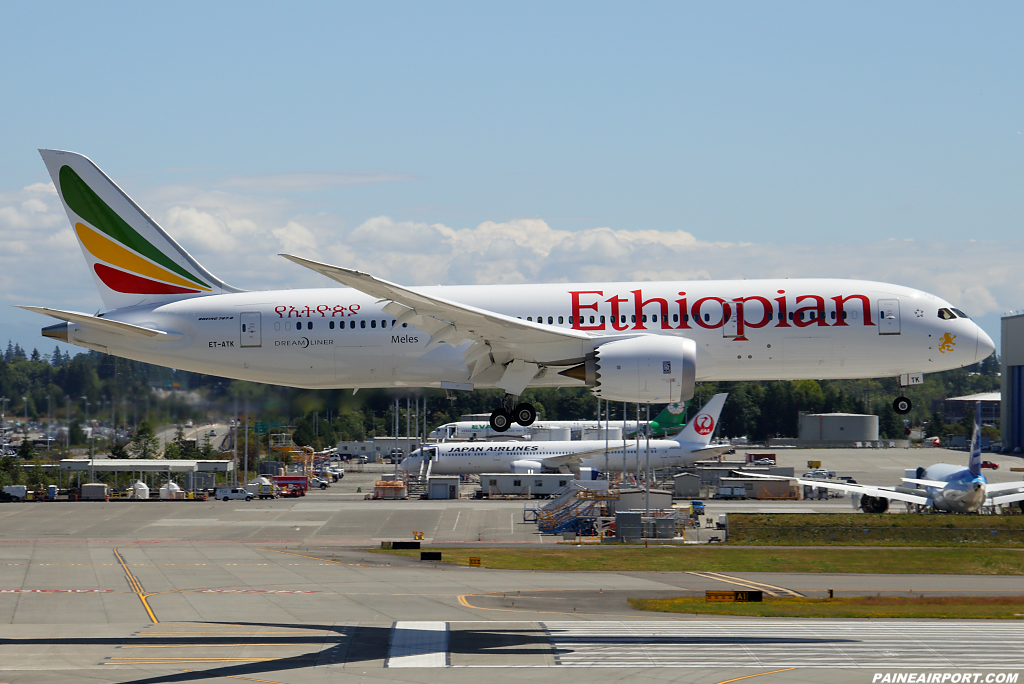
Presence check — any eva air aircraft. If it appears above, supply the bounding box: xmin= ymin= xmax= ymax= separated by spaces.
xmin=429 ymin=402 xmax=689 ymax=441
xmin=25 ymin=151 xmax=994 ymax=433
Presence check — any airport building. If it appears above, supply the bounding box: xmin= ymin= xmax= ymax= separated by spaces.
xmin=1001 ymin=312 xmax=1024 ymax=452
xmin=797 ymin=413 xmax=878 ymax=442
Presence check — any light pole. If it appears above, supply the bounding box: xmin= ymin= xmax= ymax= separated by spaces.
xmin=82 ymin=397 xmax=92 ymax=481
xmin=0 ymin=396 xmax=8 ymax=443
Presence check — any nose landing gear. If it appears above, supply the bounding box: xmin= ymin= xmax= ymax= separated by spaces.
xmin=893 ymin=396 xmax=912 ymax=415
xmin=489 ymin=394 xmax=537 ymax=432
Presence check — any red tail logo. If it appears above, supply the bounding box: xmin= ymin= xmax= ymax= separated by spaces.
xmin=693 ymin=414 xmax=715 ymax=436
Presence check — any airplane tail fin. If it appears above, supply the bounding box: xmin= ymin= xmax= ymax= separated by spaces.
xmin=968 ymin=401 xmax=982 ymax=477
xmin=673 ymin=393 xmax=728 ymax=447
xmin=38 ymin=150 xmax=240 ymax=311
xmin=650 ymin=401 xmax=688 ymax=435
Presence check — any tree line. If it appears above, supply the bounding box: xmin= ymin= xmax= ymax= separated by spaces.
xmin=2 ymin=342 xmax=1000 ymax=454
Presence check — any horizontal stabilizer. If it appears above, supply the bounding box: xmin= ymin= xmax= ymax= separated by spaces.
xmin=17 ymin=306 xmax=182 ymax=340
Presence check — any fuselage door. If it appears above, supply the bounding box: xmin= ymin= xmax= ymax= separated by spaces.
xmin=877 ymin=299 xmax=901 ymax=335
xmin=722 ymin=305 xmax=738 ymax=338
xmin=240 ymin=312 xmax=262 ymax=347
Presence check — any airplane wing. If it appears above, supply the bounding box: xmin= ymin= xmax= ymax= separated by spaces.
xmin=984 ymin=481 xmax=1024 ymax=494
xmin=741 ymin=472 xmax=931 ymax=505
xmin=901 ymin=477 xmax=950 ymax=489
xmin=16 ymin=306 xmax=182 ymax=340
xmin=280 ymin=254 xmax=598 ymax=386
xmin=991 ymin=491 xmax=1024 ymax=506
xmin=539 ymin=442 xmax=631 ymax=471
xmin=987 ymin=481 xmax=1024 ymax=506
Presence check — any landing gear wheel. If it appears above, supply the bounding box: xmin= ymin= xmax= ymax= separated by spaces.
xmin=514 ymin=403 xmax=537 ymax=426
xmin=893 ymin=396 xmax=912 ymax=415
xmin=489 ymin=409 xmax=512 ymax=432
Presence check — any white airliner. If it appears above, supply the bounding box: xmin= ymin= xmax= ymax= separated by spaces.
xmin=747 ymin=405 xmax=1024 ymax=513
xmin=402 ymin=394 xmax=729 ymax=475
xmin=24 ymin=150 xmax=995 ymax=432
xmin=430 ymin=402 xmax=689 ymax=440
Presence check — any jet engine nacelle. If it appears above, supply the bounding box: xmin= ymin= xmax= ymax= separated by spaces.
xmin=860 ymin=494 xmax=890 ymax=514
xmin=561 ymin=335 xmax=697 ymax=404
xmin=509 ymin=459 xmax=544 ymax=474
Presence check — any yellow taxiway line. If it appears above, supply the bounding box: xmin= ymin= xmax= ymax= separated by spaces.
xmin=113 ymin=548 xmax=158 ymax=623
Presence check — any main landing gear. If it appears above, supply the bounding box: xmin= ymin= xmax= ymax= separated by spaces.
xmin=489 ymin=394 xmax=536 ymax=432
xmin=892 ymin=396 xmax=912 ymax=415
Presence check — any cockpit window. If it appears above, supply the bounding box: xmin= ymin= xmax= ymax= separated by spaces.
xmin=937 ymin=308 xmax=955 ymax=320
xmin=951 ymin=308 xmax=970 ymax=319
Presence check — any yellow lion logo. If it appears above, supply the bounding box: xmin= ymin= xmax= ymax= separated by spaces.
xmin=938 ymin=333 xmax=956 ymax=353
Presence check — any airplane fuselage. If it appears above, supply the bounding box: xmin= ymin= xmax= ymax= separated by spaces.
xmin=402 ymin=439 xmax=698 ymax=476
xmin=920 ymin=463 xmax=988 ymax=514
xmin=56 ymin=278 xmax=990 ymax=391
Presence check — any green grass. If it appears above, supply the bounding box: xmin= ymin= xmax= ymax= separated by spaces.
xmin=628 ymin=595 xmax=1024 ymax=619
xmin=726 ymin=513 xmax=1024 ymax=546
xmin=376 ymin=545 xmax=1024 ymax=574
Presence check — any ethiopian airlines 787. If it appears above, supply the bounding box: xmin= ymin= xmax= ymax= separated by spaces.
xmin=24 ymin=151 xmax=995 ymax=431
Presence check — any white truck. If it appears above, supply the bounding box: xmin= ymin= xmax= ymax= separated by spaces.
xmin=215 ymin=487 xmax=253 ymax=502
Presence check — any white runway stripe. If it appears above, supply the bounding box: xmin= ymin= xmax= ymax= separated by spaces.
xmin=385 ymin=621 xmax=448 ymax=668
xmin=539 ymin=621 xmax=1024 ymax=668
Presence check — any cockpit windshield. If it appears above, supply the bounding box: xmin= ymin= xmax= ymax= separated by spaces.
xmin=937 ymin=308 xmax=956 ymax=320
xmin=950 ymin=308 xmax=970 ymax=319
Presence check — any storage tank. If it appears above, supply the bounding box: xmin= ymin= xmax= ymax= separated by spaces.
xmin=798 ymin=413 xmax=878 ymax=442
xmin=158 ymin=482 xmax=182 ymax=500
xmin=582 ymin=427 xmax=623 ymax=441
xmin=131 ymin=481 xmax=150 ymax=500
xmin=532 ymin=427 xmax=571 ymax=441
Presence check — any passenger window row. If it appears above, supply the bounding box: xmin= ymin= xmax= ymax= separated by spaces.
xmin=277 ymin=319 xmax=408 ymax=332
xmin=516 ymin=310 xmax=853 ymax=325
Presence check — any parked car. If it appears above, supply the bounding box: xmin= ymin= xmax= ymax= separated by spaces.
xmin=751 ymin=458 xmax=774 ymax=466
xmin=310 ymin=477 xmax=330 ymax=489
xmin=980 ymin=461 xmax=999 ymax=470
xmin=215 ymin=487 xmax=253 ymax=501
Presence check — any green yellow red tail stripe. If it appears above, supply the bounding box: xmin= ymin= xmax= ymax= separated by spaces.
xmin=59 ymin=164 xmax=211 ymax=292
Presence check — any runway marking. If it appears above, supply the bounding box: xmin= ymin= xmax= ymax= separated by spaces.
xmin=713 ymin=668 xmax=796 ymax=683
xmin=385 ymin=621 xmax=448 ymax=668
xmin=258 ymin=547 xmax=381 ymax=568
xmin=185 ymin=671 xmax=289 ymax=684
xmin=113 ymin=548 xmax=158 ymax=624
xmin=456 ymin=590 xmax=682 ymax=618
xmin=687 ymin=571 xmax=803 ymax=597
xmin=199 ymin=589 xmax=320 ymax=594
xmin=120 ymin=643 xmax=329 ymax=648
xmin=0 ymin=589 xmax=112 ymax=593
xmin=105 ymin=657 xmax=312 ymax=664
xmin=453 ymin=511 xmax=461 ymax=530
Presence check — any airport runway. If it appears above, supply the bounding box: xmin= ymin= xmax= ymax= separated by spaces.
xmin=1 ymin=500 xmax=1023 ymax=682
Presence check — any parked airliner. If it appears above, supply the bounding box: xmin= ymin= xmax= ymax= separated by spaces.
xmin=429 ymin=402 xmax=689 ymax=441
xmin=747 ymin=405 xmax=1024 ymax=513
xmin=25 ymin=150 xmax=995 ymax=431
xmin=403 ymin=394 xmax=728 ymax=476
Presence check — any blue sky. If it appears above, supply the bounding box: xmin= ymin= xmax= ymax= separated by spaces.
xmin=1 ymin=2 xmax=1022 ymax=356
